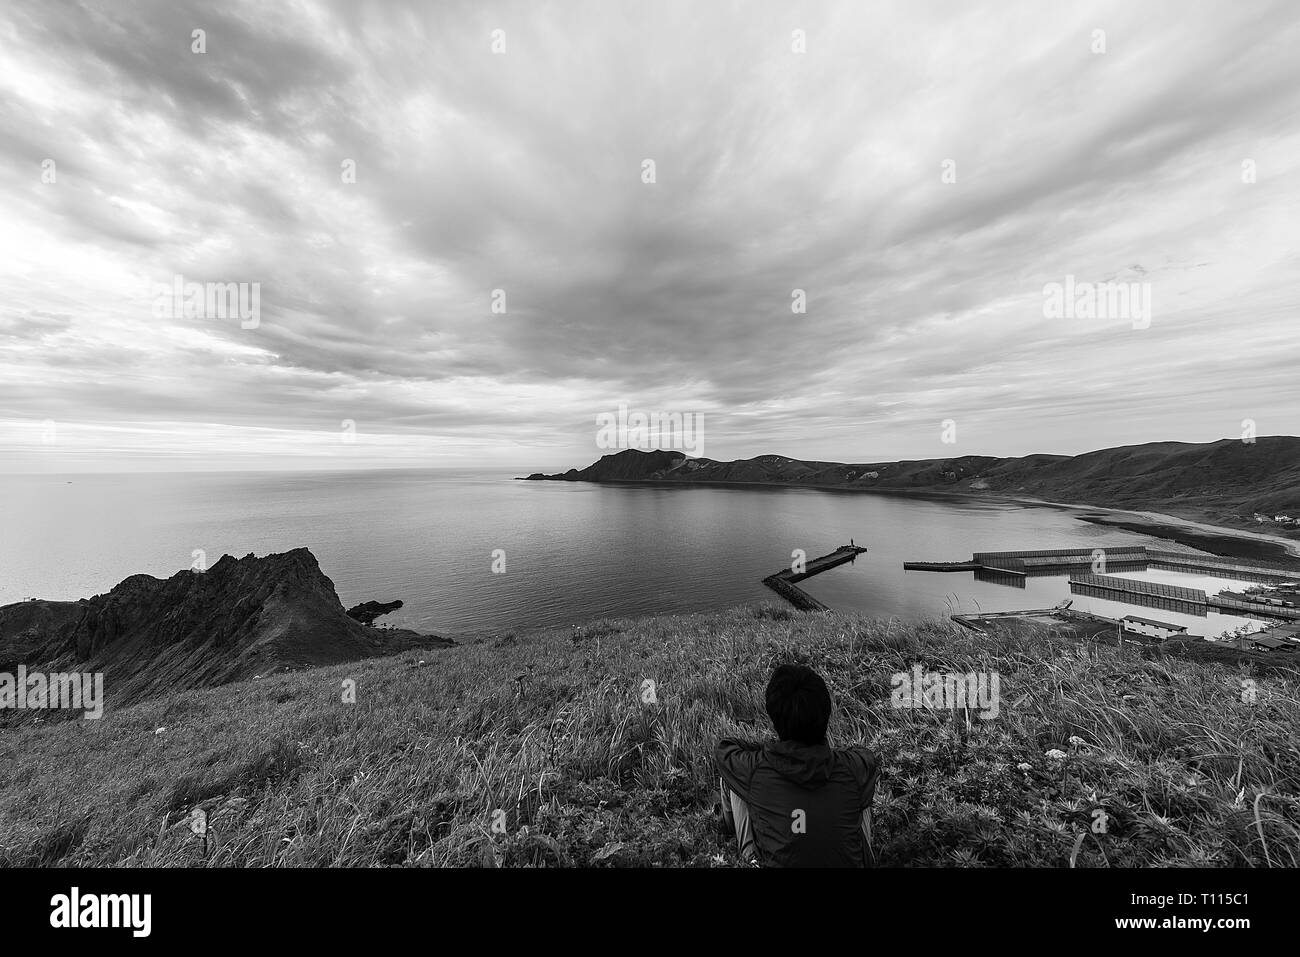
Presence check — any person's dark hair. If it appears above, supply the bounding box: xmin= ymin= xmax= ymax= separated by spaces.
xmin=765 ymin=664 xmax=831 ymax=745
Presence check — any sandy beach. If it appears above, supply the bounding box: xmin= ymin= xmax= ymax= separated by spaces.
xmin=1015 ymin=497 xmax=1300 ymax=564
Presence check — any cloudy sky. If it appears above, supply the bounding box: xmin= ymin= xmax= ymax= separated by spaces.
xmin=1 ymin=0 xmax=1297 ymax=473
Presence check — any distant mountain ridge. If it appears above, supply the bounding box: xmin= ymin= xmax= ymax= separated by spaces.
xmin=0 ymin=548 xmax=451 ymax=714
xmin=524 ymin=437 xmax=1300 ymax=535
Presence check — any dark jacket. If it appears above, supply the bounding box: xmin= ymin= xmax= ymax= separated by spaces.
xmin=715 ymin=737 xmax=880 ymax=867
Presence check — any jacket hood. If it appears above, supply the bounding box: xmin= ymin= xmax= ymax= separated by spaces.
xmin=763 ymin=740 xmax=836 ymax=787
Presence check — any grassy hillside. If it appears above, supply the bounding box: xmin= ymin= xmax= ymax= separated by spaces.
xmin=2 ymin=606 xmax=1297 ymax=867
xmin=986 ymin=437 xmax=1300 ymax=525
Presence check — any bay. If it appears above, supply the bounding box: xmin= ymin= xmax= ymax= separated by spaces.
xmin=0 ymin=469 xmax=1268 ymax=638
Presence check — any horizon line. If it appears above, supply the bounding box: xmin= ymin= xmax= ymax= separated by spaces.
xmin=3 ymin=433 xmax=1294 ymax=477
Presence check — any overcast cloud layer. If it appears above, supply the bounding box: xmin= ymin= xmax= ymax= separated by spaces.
xmin=2 ymin=0 xmax=1298 ymax=472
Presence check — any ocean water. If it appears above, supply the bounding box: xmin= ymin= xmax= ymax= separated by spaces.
xmin=0 ymin=469 xmax=1268 ymax=638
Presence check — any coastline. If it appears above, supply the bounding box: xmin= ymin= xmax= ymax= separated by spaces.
xmin=521 ymin=475 xmax=1300 ymax=566
xmin=1013 ymin=497 xmax=1300 ymax=564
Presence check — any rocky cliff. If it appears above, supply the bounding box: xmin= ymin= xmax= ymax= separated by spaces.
xmin=0 ymin=548 xmax=452 ymax=714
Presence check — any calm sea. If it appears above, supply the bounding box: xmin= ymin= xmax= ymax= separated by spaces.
xmin=0 ymin=469 xmax=1267 ymax=638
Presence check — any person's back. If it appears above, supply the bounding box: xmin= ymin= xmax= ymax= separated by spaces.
xmin=715 ymin=664 xmax=879 ymax=867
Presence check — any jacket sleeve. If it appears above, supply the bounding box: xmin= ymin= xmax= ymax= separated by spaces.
xmin=848 ymin=748 xmax=881 ymax=811
xmin=714 ymin=737 xmax=762 ymax=801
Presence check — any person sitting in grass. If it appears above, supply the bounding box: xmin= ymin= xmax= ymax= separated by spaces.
xmin=715 ymin=663 xmax=880 ymax=867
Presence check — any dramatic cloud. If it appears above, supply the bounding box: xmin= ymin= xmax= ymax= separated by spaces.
xmin=2 ymin=0 xmax=1298 ymax=472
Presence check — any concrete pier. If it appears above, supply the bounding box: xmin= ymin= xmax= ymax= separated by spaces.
xmin=762 ymin=544 xmax=867 ymax=610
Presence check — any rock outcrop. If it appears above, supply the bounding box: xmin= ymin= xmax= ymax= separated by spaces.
xmin=346 ymin=599 xmax=404 ymax=625
xmin=0 ymin=548 xmax=452 ymax=713
xmin=524 ymin=449 xmax=689 ymax=483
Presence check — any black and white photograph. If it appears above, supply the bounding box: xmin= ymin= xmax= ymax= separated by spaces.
xmin=1 ymin=0 xmax=1295 ymax=939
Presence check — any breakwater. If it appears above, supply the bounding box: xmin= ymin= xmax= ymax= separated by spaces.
xmin=762 ymin=544 xmax=868 ymax=610
xmin=1068 ymin=573 xmax=1209 ymax=616
xmin=1143 ymin=548 xmax=1300 ymax=583
xmin=1068 ymin=573 xmax=1207 ymax=603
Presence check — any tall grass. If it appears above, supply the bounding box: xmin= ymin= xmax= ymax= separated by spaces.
xmin=1 ymin=604 xmax=1296 ymax=867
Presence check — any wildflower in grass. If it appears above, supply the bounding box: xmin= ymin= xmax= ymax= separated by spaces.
xmin=1017 ymin=762 xmax=1032 ymax=771
xmin=1046 ymin=749 xmax=1067 ymax=760
xmin=1068 ymin=735 xmax=1086 ymax=748
xmin=948 ymin=847 xmax=981 ymax=866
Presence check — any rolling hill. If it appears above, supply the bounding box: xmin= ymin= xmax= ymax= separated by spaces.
xmin=524 ymin=437 xmax=1300 ymax=537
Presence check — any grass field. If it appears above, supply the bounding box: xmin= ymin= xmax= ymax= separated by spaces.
xmin=2 ymin=605 xmax=1297 ymax=867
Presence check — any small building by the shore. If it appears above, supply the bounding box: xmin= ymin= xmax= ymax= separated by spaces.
xmin=1247 ymin=634 xmax=1296 ymax=653
xmin=1120 ymin=615 xmax=1188 ymax=642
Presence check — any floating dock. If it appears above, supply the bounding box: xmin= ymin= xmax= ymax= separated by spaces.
xmin=763 ymin=544 xmax=867 ymax=611
xmin=902 ymin=560 xmax=984 ymax=572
